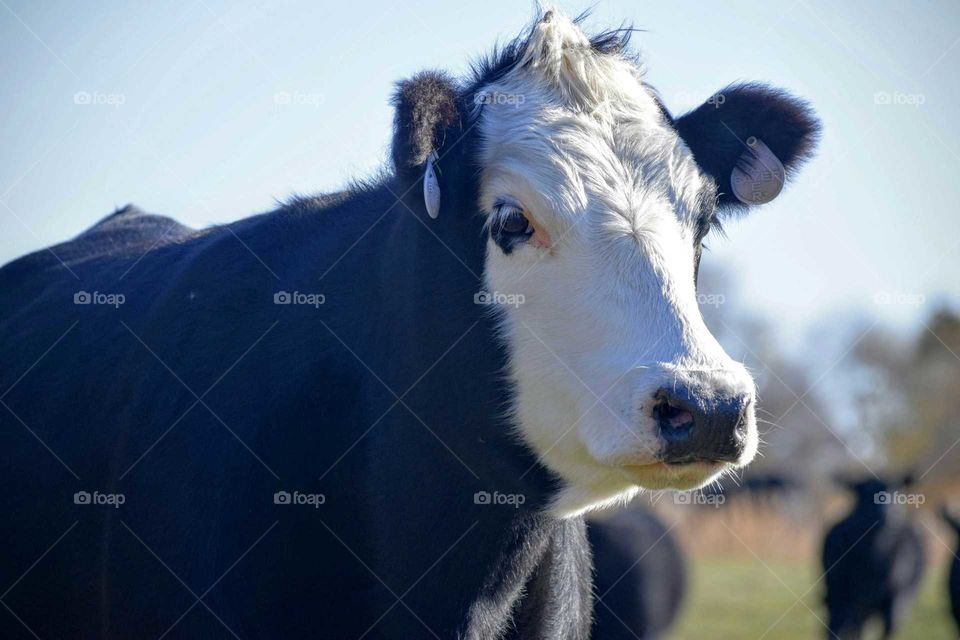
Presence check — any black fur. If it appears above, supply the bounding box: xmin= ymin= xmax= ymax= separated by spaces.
xmin=0 ymin=13 xmax=819 ymax=639
xmin=673 ymin=82 xmax=821 ymax=210
xmin=821 ymin=476 xmax=926 ymax=639
xmin=390 ymin=70 xmax=461 ymax=174
xmin=942 ymin=507 xmax=960 ymax=636
xmin=0 ymin=58 xmax=585 ymax=640
xmin=589 ymin=510 xmax=685 ymax=639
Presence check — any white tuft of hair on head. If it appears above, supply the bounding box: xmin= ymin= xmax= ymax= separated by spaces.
xmin=514 ymin=10 xmax=644 ymax=120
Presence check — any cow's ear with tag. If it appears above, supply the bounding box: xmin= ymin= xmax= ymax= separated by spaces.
xmin=673 ymin=83 xmax=821 ymax=211
xmin=390 ymin=71 xmax=462 ymax=220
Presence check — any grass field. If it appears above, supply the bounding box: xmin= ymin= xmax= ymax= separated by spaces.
xmin=668 ymin=556 xmax=956 ymax=639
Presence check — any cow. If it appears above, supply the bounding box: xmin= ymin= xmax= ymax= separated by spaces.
xmin=0 ymin=10 xmax=819 ymax=639
xmin=709 ymin=472 xmax=801 ymax=508
xmin=822 ymin=476 xmax=926 ymax=639
xmin=943 ymin=506 xmax=960 ymax=635
xmin=589 ymin=509 xmax=685 ymax=639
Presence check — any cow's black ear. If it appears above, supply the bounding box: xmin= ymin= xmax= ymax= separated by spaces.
xmin=674 ymin=83 xmax=821 ymax=211
xmin=390 ymin=70 xmax=462 ymax=187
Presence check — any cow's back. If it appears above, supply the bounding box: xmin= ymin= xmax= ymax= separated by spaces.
xmin=0 ymin=202 xmax=390 ymax=638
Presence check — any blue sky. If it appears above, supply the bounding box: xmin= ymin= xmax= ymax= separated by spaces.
xmin=2 ymin=0 xmax=958 ymax=351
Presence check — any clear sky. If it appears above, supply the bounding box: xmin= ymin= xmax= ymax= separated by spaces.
xmin=2 ymin=0 xmax=958 ymax=350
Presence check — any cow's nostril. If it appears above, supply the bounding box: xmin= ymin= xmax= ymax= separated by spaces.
xmin=653 ymin=386 xmax=749 ymax=464
xmin=653 ymin=392 xmax=695 ymax=444
xmin=654 ymin=400 xmax=693 ymax=429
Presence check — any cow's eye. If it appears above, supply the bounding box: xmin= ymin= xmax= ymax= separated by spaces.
xmin=491 ymin=203 xmax=534 ymax=253
xmin=496 ymin=204 xmax=532 ymax=235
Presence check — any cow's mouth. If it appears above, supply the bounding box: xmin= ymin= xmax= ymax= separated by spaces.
xmin=620 ymin=460 xmax=728 ymax=491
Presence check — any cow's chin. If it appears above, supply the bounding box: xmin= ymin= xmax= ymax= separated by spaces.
xmin=619 ymin=461 xmax=730 ymax=491
xmin=546 ymin=458 xmax=732 ymax=519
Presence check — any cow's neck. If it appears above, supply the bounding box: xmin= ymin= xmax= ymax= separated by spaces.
xmin=463 ymin=515 xmax=593 ymax=640
xmin=356 ymin=178 xmax=591 ymax=636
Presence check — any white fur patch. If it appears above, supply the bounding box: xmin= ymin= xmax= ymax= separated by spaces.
xmin=475 ymin=12 xmax=758 ymax=517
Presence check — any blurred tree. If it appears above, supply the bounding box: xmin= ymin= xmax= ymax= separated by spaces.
xmin=851 ymin=307 xmax=960 ymax=479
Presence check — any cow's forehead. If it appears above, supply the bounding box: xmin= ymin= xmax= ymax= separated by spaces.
xmin=475 ymin=58 xmax=708 ymax=229
xmin=467 ymin=13 xmax=713 ymax=232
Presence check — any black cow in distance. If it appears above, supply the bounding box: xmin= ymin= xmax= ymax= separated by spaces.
xmin=822 ymin=476 xmax=926 ymax=639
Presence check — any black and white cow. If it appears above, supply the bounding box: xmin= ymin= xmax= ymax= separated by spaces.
xmin=0 ymin=11 xmax=819 ymax=639
xmin=822 ymin=476 xmax=926 ymax=640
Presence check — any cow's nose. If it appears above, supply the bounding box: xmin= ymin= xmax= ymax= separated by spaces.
xmin=653 ymin=385 xmax=750 ymax=464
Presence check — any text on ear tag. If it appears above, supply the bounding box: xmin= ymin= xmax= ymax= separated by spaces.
xmin=731 ymin=137 xmax=785 ymax=205
xmin=424 ymin=151 xmax=441 ymax=219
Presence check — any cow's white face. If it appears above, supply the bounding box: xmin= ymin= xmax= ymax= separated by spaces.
xmin=475 ymin=13 xmax=758 ymax=516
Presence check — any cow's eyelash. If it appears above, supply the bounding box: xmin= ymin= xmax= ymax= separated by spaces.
xmin=490 ymin=200 xmax=534 ymax=253
xmin=492 ymin=199 xmax=521 ymax=213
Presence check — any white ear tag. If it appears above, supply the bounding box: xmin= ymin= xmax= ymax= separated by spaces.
xmin=423 ymin=151 xmax=441 ymax=219
xmin=730 ymin=137 xmax=785 ymax=205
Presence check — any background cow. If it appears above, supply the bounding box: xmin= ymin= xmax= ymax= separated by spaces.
xmin=942 ymin=506 xmax=960 ymax=635
xmin=589 ymin=509 xmax=685 ymax=639
xmin=0 ymin=10 xmax=818 ymax=639
xmin=822 ymin=476 xmax=926 ymax=639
